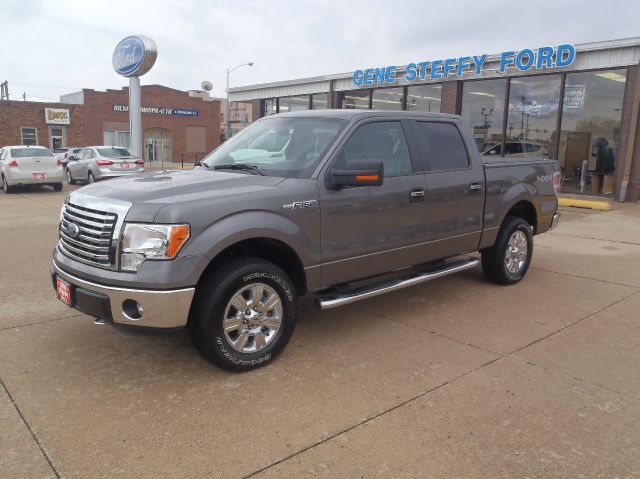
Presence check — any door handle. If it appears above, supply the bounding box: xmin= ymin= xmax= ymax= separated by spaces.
xmin=410 ymin=188 xmax=425 ymax=202
xmin=469 ymin=183 xmax=482 ymax=193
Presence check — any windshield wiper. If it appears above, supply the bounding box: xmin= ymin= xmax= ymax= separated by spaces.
xmin=213 ymin=164 xmax=265 ymax=176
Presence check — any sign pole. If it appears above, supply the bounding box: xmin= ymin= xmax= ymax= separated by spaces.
xmin=112 ymin=35 xmax=157 ymax=161
xmin=129 ymin=76 xmax=142 ymax=160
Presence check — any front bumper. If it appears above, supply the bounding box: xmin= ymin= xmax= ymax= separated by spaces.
xmin=51 ymin=260 xmax=194 ymax=328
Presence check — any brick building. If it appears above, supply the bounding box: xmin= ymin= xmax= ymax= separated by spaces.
xmin=0 ymin=85 xmax=221 ymax=164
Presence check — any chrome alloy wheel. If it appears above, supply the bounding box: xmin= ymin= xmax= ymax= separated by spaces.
xmin=505 ymin=230 xmax=528 ymax=274
xmin=223 ymin=283 xmax=283 ymax=353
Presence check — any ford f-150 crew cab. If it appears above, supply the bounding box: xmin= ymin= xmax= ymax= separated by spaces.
xmin=51 ymin=110 xmax=560 ymax=371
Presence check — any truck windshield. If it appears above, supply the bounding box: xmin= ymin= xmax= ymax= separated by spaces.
xmin=202 ymin=117 xmax=346 ymax=178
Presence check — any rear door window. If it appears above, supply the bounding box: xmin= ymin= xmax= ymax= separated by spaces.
xmin=412 ymin=121 xmax=469 ymax=171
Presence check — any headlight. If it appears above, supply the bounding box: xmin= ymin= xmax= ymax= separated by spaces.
xmin=120 ymin=223 xmax=190 ymax=272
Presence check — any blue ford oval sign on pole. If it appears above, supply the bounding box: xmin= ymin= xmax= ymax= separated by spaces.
xmin=112 ymin=35 xmax=157 ymax=161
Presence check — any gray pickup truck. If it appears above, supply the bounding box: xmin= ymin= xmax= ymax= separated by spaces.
xmin=51 ymin=111 xmax=560 ymax=371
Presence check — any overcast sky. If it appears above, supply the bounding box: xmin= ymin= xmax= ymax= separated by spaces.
xmin=2 ymin=0 xmax=639 ymax=102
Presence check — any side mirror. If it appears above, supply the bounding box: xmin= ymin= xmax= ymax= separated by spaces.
xmin=327 ymin=159 xmax=384 ymax=189
xmin=69 ymin=155 xmax=77 ymax=161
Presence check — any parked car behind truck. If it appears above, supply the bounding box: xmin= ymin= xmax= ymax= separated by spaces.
xmin=65 ymin=146 xmax=144 ymax=184
xmin=51 ymin=111 xmax=560 ymax=371
xmin=1 ymin=145 xmax=63 ymax=193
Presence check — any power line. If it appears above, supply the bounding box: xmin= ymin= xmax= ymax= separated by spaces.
xmin=9 ymin=81 xmax=83 ymax=91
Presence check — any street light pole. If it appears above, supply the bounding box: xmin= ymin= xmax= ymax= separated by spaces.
xmin=225 ymin=62 xmax=254 ymax=140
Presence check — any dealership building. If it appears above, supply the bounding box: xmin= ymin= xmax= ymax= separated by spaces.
xmin=228 ymin=37 xmax=640 ymax=202
xmin=0 ymin=85 xmax=221 ymax=164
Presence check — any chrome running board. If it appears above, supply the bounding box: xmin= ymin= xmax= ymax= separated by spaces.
xmin=316 ymin=258 xmax=480 ymax=310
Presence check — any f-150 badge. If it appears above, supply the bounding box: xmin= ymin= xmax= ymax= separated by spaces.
xmin=282 ymin=200 xmax=318 ymax=210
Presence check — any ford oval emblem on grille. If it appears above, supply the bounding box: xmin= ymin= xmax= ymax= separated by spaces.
xmin=67 ymin=222 xmax=80 ymax=238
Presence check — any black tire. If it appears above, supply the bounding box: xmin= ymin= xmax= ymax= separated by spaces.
xmin=66 ymin=168 xmax=76 ymax=185
xmin=52 ymin=183 xmax=63 ymax=192
xmin=88 ymin=171 xmax=95 ymax=184
xmin=189 ymin=257 xmax=297 ymax=372
xmin=481 ymin=216 xmax=533 ymax=285
xmin=2 ymin=175 xmax=12 ymax=194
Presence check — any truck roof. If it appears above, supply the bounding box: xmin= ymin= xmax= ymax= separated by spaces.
xmin=269 ymin=109 xmax=461 ymax=121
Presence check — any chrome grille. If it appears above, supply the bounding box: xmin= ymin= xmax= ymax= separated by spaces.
xmin=58 ymin=201 xmax=118 ymax=268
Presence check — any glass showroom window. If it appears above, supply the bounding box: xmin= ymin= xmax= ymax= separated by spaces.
xmin=558 ymin=69 xmax=626 ymax=195
xmin=264 ymin=98 xmax=277 ymax=116
xmin=21 ymin=127 xmax=37 ymax=146
xmin=104 ymin=131 xmax=131 ymax=149
xmin=371 ymin=87 xmax=403 ymax=110
xmin=279 ymin=95 xmax=310 ymax=112
xmin=460 ymin=79 xmax=507 ymax=154
xmin=311 ymin=93 xmax=328 ymax=110
xmin=341 ymin=90 xmax=370 ymax=109
xmin=406 ymin=84 xmax=442 ymax=112
xmin=506 ymin=75 xmax=561 ymax=160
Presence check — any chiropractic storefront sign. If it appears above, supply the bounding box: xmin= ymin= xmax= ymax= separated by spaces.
xmin=352 ymin=44 xmax=576 ymax=86
xmin=112 ymin=104 xmax=199 ymax=117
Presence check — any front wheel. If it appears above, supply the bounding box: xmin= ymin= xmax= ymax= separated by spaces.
xmin=66 ymin=168 xmax=76 ymax=185
xmin=189 ymin=257 xmax=297 ymax=372
xmin=481 ymin=216 xmax=533 ymax=285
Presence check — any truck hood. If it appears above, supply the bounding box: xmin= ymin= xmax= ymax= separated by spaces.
xmin=68 ymin=169 xmax=286 ymax=220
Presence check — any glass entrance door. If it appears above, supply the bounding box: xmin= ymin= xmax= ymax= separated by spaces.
xmin=144 ymin=128 xmax=173 ymax=164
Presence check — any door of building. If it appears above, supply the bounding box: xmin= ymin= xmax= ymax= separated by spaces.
xmin=49 ymin=127 xmax=66 ymax=149
xmin=144 ymin=128 xmax=173 ymax=164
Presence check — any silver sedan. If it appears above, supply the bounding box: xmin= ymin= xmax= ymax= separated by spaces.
xmin=65 ymin=146 xmax=145 ymax=184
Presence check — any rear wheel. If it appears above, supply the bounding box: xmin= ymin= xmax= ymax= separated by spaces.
xmin=52 ymin=183 xmax=63 ymax=192
xmin=189 ymin=257 xmax=296 ymax=372
xmin=88 ymin=171 xmax=95 ymax=184
xmin=481 ymin=216 xmax=533 ymax=285
xmin=2 ymin=175 xmax=12 ymax=194
xmin=66 ymin=168 xmax=76 ymax=185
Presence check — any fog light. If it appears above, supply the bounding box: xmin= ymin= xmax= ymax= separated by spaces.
xmin=122 ymin=299 xmax=143 ymax=320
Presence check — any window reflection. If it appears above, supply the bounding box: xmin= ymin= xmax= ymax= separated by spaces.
xmin=278 ymin=95 xmax=309 ymax=112
xmin=559 ymin=69 xmax=626 ymax=195
xmin=342 ymin=90 xmax=370 ymax=109
xmin=372 ymin=87 xmax=403 ymax=110
xmin=506 ymin=75 xmax=561 ymax=159
xmin=406 ymin=84 xmax=442 ymax=112
xmin=311 ymin=93 xmax=328 ymax=110
xmin=461 ymin=79 xmax=507 ymax=153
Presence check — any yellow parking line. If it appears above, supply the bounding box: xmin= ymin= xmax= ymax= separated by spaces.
xmin=558 ymin=197 xmax=612 ymax=211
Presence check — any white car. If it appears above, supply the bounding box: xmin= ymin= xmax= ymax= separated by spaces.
xmin=0 ymin=145 xmax=64 ymax=193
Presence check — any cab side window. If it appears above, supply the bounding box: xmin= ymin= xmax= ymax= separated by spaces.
xmin=413 ymin=121 xmax=470 ymax=171
xmin=335 ymin=121 xmax=412 ymax=177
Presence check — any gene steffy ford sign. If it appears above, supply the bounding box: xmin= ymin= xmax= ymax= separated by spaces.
xmin=352 ymin=44 xmax=576 ymax=86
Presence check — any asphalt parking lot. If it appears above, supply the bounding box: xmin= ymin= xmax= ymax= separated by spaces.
xmin=2 ymin=184 xmax=640 ymax=478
